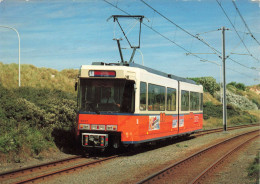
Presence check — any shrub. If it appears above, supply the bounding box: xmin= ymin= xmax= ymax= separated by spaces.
xmin=252 ymin=99 xmax=260 ymax=109
xmin=215 ymin=90 xmax=258 ymax=110
xmin=235 ymin=83 xmax=246 ymax=91
xmin=203 ymin=101 xmax=222 ymax=119
xmin=203 ymin=102 xmax=241 ymax=120
xmin=189 ymin=77 xmax=220 ymax=96
xmin=228 ymin=81 xmax=246 ymax=91
xmin=228 ymin=82 xmax=236 ymax=86
xmin=228 ymin=113 xmax=257 ymax=125
xmin=0 ymin=84 xmax=77 ymax=158
xmin=0 ymin=121 xmax=53 ymax=157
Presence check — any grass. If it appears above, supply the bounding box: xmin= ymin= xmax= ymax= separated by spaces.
xmin=0 ymin=75 xmax=77 ymax=162
xmin=0 ymin=62 xmax=78 ymax=93
xmin=0 ymin=62 xmax=259 ymax=162
xmin=203 ymin=89 xmax=260 ymax=129
xmin=0 ymin=120 xmax=55 ymax=162
xmin=247 ymin=152 xmax=260 ymax=183
xmin=203 ymin=92 xmax=221 ymax=105
xmin=203 ymin=110 xmax=260 ymax=130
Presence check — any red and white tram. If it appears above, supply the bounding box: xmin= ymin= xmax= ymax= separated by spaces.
xmin=75 ymin=62 xmax=203 ymax=150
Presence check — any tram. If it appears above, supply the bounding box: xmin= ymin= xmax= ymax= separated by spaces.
xmin=75 ymin=62 xmax=203 ymax=150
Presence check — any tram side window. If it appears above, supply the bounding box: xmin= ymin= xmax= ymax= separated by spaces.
xmin=190 ymin=92 xmax=200 ymax=111
xmin=167 ymin=88 xmax=176 ymax=111
xmin=200 ymin=93 xmax=203 ymax=111
xmin=148 ymin=84 xmax=165 ymax=111
xmin=181 ymin=90 xmax=189 ymax=111
xmin=140 ymin=82 xmax=147 ymax=110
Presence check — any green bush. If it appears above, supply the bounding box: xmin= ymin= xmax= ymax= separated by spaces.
xmin=0 ymin=83 xmax=77 ymax=158
xmin=235 ymin=83 xmax=246 ymax=91
xmin=0 ymin=121 xmax=53 ymax=156
xmin=189 ymin=77 xmax=220 ymax=96
xmin=229 ymin=113 xmax=258 ymax=125
xmin=228 ymin=81 xmax=246 ymax=91
xmin=252 ymin=99 xmax=260 ymax=109
xmin=203 ymin=101 xmax=250 ymax=120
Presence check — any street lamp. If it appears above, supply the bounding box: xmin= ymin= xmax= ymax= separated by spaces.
xmin=0 ymin=25 xmax=21 ymax=87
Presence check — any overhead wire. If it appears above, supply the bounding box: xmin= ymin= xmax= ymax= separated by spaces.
xmin=216 ymin=0 xmax=260 ymax=63
xmin=141 ymin=0 xmax=259 ymax=72
xmin=140 ymin=0 xmax=222 ymax=58
xmin=226 ymin=66 xmax=254 ymax=78
xmin=195 ymin=29 xmax=220 ymax=36
xmin=103 ymin=0 xmax=259 ymax=78
xmin=232 ymin=0 xmax=260 ymax=46
xmin=227 ymin=57 xmax=255 ymax=70
xmin=103 ymin=0 xmax=214 ymax=62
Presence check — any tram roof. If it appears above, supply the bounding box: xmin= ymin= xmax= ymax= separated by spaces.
xmin=91 ymin=62 xmax=197 ymax=85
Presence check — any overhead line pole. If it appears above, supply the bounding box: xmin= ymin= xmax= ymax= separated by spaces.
xmin=216 ymin=0 xmax=260 ymax=63
xmin=222 ymin=27 xmax=227 ymax=131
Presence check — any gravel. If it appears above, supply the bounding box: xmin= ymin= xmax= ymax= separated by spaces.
xmin=208 ymin=136 xmax=260 ymax=184
xmin=35 ymin=126 xmax=259 ymax=184
xmin=1 ymin=126 xmax=258 ymax=184
xmin=0 ymin=150 xmax=75 ymax=174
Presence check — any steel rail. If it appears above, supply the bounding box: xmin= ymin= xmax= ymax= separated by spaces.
xmin=15 ymin=155 xmax=118 ymax=184
xmin=137 ymin=129 xmax=259 ymax=184
xmin=0 ymin=124 xmax=258 ymax=183
xmin=0 ymin=155 xmax=82 ymax=180
xmin=195 ymin=124 xmax=259 ymax=137
xmin=190 ymin=134 xmax=259 ymax=184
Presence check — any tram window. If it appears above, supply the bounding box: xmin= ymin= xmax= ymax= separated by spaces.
xmin=79 ymin=79 xmax=134 ymax=113
xmin=190 ymin=92 xmax=200 ymax=111
xmin=200 ymin=93 xmax=203 ymax=111
xmin=167 ymin=88 xmax=176 ymax=111
xmin=181 ymin=90 xmax=189 ymax=111
xmin=148 ymin=84 xmax=165 ymax=111
xmin=140 ymin=82 xmax=147 ymax=110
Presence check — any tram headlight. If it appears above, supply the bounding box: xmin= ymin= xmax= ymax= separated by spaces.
xmin=79 ymin=124 xmax=90 ymax=130
xmin=106 ymin=125 xmax=117 ymax=131
xmin=91 ymin=125 xmax=105 ymax=130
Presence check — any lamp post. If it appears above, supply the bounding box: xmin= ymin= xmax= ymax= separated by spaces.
xmin=0 ymin=25 xmax=21 ymax=87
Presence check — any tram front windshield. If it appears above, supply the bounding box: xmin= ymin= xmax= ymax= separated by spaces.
xmin=79 ymin=79 xmax=135 ymax=113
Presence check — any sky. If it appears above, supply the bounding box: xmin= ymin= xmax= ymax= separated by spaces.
xmin=0 ymin=0 xmax=260 ymax=86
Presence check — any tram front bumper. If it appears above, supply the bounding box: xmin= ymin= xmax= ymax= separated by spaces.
xmin=82 ymin=133 xmax=108 ymax=148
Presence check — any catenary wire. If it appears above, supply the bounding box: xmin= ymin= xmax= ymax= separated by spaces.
xmin=103 ymin=0 xmax=214 ymax=62
xmin=141 ymin=0 xmax=259 ymax=71
xmin=140 ymin=0 xmax=222 ymax=58
xmin=232 ymin=0 xmax=260 ymax=46
xmin=216 ymin=0 xmax=260 ymax=63
xmin=103 ymin=0 xmax=258 ymax=78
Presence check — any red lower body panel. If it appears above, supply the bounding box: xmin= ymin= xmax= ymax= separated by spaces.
xmin=78 ymin=113 xmax=203 ymax=144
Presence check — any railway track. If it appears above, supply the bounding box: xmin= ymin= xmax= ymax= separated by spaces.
xmin=0 ymin=124 xmax=258 ymax=184
xmin=137 ymin=129 xmax=259 ymax=184
xmin=194 ymin=123 xmax=259 ymax=137
xmin=0 ymin=154 xmax=118 ymax=184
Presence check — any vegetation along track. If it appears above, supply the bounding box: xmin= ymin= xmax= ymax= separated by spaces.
xmin=137 ymin=129 xmax=259 ymax=184
xmin=0 ymin=124 xmax=258 ymax=184
xmin=0 ymin=155 xmax=118 ymax=184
